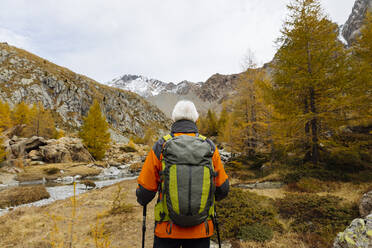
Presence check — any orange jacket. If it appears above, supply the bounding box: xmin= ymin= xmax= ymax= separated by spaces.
xmin=136 ymin=120 xmax=229 ymax=239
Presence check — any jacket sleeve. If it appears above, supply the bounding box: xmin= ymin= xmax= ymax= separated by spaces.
xmin=136 ymin=147 xmax=161 ymax=206
xmin=212 ymin=147 xmax=229 ymax=201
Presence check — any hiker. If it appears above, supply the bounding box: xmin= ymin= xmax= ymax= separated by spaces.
xmin=136 ymin=100 xmax=229 ymax=248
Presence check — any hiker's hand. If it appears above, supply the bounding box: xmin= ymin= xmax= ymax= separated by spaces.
xmin=136 ymin=184 xmax=156 ymax=206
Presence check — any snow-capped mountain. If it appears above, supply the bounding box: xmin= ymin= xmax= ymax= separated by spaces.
xmin=106 ymin=74 xmax=201 ymax=98
xmin=107 ymin=73 xmax=243 ymax=117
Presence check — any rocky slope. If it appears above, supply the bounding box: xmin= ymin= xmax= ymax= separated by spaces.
xmin=343 ymin=0 xmax=372 ymax=44
xmin=0 ymin=43 xmax=171 ymax=140
xmin=108 ymin=72 xmax=243 ymax=117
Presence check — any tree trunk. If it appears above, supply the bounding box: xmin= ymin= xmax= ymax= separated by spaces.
xmin=303 ymin=95 xmax=312 ymax=162
xmin=304 ymin=42 xmax=315 ymax=163
xmin=250 ymin=102 xmax=257 ymax=149
xmin=309 ymin=87 xmax=319 ymax=165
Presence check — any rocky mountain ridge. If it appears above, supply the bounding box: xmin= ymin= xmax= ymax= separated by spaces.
xmin=107 ymin=74 xmax=202 ymax=98
xmin=342 ymin=0 xmax=372 ymax=44
xmin=0 ymin=43 xmax=171 ymax=141
xmin=108 ymin=72 xmax=243 ymax=117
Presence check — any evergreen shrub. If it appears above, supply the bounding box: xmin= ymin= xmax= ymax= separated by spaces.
xmin=214 ymin=188 xmax=281 ymax=241
xmin=275 ymin=193 xmax=358 ymax=244
xmin=282 ymin=166 xmax=350 ymax=184
xmin=225 ymin=161 xmax=256 ymax=180
xmin=291 ymin=178 xmax=327 ymax=193
xmin=237 ymin=223 xmax=273 ymax=242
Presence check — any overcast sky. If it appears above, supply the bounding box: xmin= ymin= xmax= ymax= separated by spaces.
xmin=0 ymin=0 xmax=355 ymax=84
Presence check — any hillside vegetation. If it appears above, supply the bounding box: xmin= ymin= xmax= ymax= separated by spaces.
xmin=0 ymin=42 xmax=170 ymax=138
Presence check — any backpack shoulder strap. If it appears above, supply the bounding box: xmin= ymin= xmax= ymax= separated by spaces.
xmin=160 ymin=134 xmax=174 ymax=165
xmin=163 ymin=134 xmax=173 ymax=142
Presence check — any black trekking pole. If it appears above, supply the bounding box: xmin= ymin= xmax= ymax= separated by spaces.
xmin=142 ymin=205 xmax=147 ymax=248
xmin=214 ymin=205 xmax=222 ymax=248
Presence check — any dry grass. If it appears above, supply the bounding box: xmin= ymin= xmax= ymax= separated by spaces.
xmin=247 ymin=188 xmax=287 ymax=199
xmin=318 ymin=182 xmax=372 ymax=204
xmin=0 ymin=185 xmax=50 ymax=208
xmin=243 ymin=173 xmax=282 ymax=184
xmin=0 ymin=172 xmax=16 ymax=185
xmin=241 ymin=232 xmax=308 ymax=248
xmin=16 ymin=162 xmax=101 ymax=182
xmin=0 ymin=179 xmax=154 ymax=248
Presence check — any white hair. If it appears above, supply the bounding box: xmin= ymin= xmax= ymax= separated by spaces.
xmin=171 ymin=100 xmax=199 ymax=123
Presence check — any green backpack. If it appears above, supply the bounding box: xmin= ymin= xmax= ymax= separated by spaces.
xmin=155 ymin=134 xmax=216 ymax=231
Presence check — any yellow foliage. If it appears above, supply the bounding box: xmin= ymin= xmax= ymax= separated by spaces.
xmin=197 ymin=109 xmax=218 ymax=137
xmin=91 ymin=214 xmax=111 ymax=248
xmin=47 ymin=182 xmax=78 ymax=247
xmin=0 ymin=128 xmax=6 ymax=162
xmin=0 ymin=100 xmax=12 ymax=130
xmin=11 ymin=101 xmax=31 ymax=126
xmin=215 ymin=63 xmax=273 ymax=156
xmin=79 ymin=100 xmax=111 ymax=160
xmin=110 ymin=184 xmax=134 ymax=215
xmin=23 ymin=102 xmax=58 ymax=139
xmin=127 ymin=139 xmax=137 ymax=150
xmin=132 ymin=122 xmax=160 ymax=148
xmin=55 ymin=129 xmax=65 ymax=139
xmin=269 ymin=0 xmax=348 ymax=164
xmin=142 ymin=126 xmax=157 ymax=147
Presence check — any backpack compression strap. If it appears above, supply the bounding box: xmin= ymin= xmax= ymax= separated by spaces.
xmin=197 ymin=134 xmax=207 ymax=140
xmin=163 ymin=134 xmax=173 ymax=142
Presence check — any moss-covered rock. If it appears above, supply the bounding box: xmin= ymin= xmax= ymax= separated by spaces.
xmin=333 ymin=214 xmax=372 ymax=248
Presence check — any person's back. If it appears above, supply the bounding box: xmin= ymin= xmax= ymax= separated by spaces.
xmin=136 ymin=100 xmax=229 ymax=248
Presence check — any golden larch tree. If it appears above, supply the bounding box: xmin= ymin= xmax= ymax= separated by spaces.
xmin=24 ymin=102 xmax=57 ymax=139
xmin=0 ymin=100 xmax=12 ymax=130
xmin=79 ymin=100 xmax=111 ymax=160
xmin=270 ymin=0 xmax=347 ymax=165
xmin=217 ymin=103 xmax=229 ymax=136
xmin=226 ymin=65 xmax=273 ymax=156
xmin=11 ymin=101 xmax=31 ymax=126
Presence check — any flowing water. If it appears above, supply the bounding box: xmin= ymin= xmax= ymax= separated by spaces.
xmin=0 ymin=167 xmax=138 ymax=216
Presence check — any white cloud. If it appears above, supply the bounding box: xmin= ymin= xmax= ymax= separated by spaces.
xmin=0 ymin=27 xmax=32 ymax=51
xmin=0 ymin=0 xmax=356 ymax=83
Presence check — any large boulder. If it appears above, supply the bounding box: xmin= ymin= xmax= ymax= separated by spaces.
xmin=6 ymin=136 xmax=47 ymax=159
xmin=360 ymin=191 xmax=372 ymax=218
xmin=333 ymin=214 xmax=372 ymax=248
xmin=104 ymin=142 xmax=146 ymax=165
xmin=39 ymin=137 xmax=93 ymax=163
xmin=39 ymin=144 xmax=72 ymax=163
xmin=3 ymin=135 xmax=93 ymax=164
